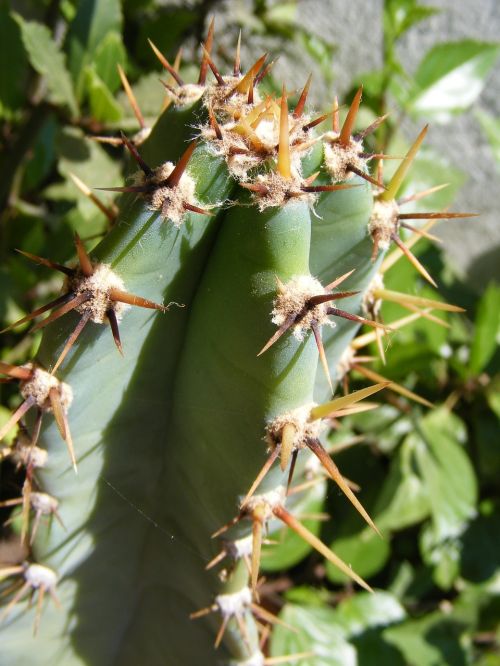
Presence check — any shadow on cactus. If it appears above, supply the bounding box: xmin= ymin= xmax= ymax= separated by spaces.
xmin=0 ymin=20 xmax=474 ymax=666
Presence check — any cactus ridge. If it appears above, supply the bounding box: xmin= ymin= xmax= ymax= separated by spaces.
xmin=0 ymin=22 xmax=476 ymax=666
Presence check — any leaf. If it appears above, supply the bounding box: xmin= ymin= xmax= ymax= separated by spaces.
xmin=332 ymin=591 xmax=406 ymax=636
xmin=460 ymin=508 xmax=500 ymax=584
xmin=21 ymin=115 xmax=58 ymax=193
xmin=44 ymin=126 xmax=121 ymax=233
xmin=13 ymin=14 xmax=78 ymax=118
xmin=486 ymin=383 xmax=500 ymax=419
xmin=375 ymin=441 xmax=431 ymax=532
xmin=270 ymin=604 xmax=357 ymax=666
xmin=410 ymin=408 xmax=477 ymax=543
xmin=384 ymin=611 xmax=471 ymax=665
xmin=408 ymin=41 xmax=500 ymax=122
xmin=271 ymin=593 xmax=407 ymax=666
xmin=117 ymin=72 xmax=164 ymax=122
xmin=85 ymin=66 xmax=123 ymax=123
xmin=469 ymin=283 xmax=500 ymax=375
xmin=66 ymin=0 xmax=122 ymax=97
xmin=92 ymin=31 xmax=126 ymax=93
xmin=0 ymin=4 xmax=28 ymax=119
xmin=135 ymin=9 xmax=196 ymax=67
xmin=476 ymin=109 xmax=500 ymax=171
xmin=326 ymin=526 xmax=391 ymax=583
xmin=475 ymin=410 xmax=500 ymax=484
xmin=419 ymin=526 xmax=461 ymax=589
xmin=384 ymin=0 xmax=439 ymax=41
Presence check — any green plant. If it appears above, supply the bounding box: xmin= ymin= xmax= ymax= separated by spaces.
xmin=0 ymin=4 xmax=496 ymax=665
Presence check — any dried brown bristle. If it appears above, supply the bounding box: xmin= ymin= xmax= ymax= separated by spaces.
xmin=339 ymin=86 xmax=362 ymax=146
xmin=148 ymin=39 xmax=185 ymax=86
xmin=117 ymin=64 xmax=145 ymax=129
xmin=199 ymin=17 xmax=215 ymax=85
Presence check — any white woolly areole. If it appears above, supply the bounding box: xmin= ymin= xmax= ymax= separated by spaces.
xmin=30 ymin=492 xmax=58 ymax=514
xmin=13 ymin=441 xmax=48 ymax=469
xmin=362 ymin=272 xmax=385 ymax=318
xmin=266 ymin=404 xmax=324 ymax=451
xmin=335 ymin=345 xmax=357 ymax=381
xmin=25 ymin=564 xmax=58 ymax=589
xmin=226 ymin=534 xmax=254 ymax=559
xmin=136 ymin=161 xmax=198 ymax=227
xmin=216 ymin=586 xmax=252 ymax=617
xmin=271 ymin=275 xmax=334 ymax=340
xmin=244 ymin=485 xmax=286 ymax=519
xmin=199 ymin=121 xmax=257 ymax=180
xmin=70 ymin=264 xmax=130 ymax=324
xmin=252 ymin=173 xmax=316 ymax=211
xmin=323 ymin=131 xmax=366 ymax=182
xmin=368 ymin=199 xmax=399 ymax=250
xmin=237 ymin=652 xmax=265 ymax=666
xmin=172 ymin=83 xmax=205 ymax=107
xmin=204 ymin=77 xmax=262 ymax=120
xmin=20 ymin=364 xmax=73 ymax=413
xmin=200 ymin=112 xmax=308 ymax=182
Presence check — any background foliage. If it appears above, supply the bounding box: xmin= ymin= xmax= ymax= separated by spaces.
xmin=1 ymin=1 xmax=499 ymax=664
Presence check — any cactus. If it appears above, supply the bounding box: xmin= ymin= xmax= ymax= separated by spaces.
xmin=0 ymin=24 xmax=474 ymax=666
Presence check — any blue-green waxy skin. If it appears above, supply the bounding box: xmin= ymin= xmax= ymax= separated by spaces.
xmin=301 ymin=136 xmax=384 ymax=400
xmin=0 ymin=145 xmax=234 ymax=666
xmin=140 ymin=98 xmax=205 ymax=167
xmin=167 ymin=196 xmax=318 ymax=527
xmin=311 ymin=174 xmax=383 ymax=399
xmin=131 ymin=196 xmax=320 ymax=663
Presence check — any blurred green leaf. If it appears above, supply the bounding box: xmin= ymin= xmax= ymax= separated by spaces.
xmin=298 ymin=31 xmax=336 ymax=85
xmin=476 ymin=109 xmax=500 ymax=171
xmin=475 ymin=410 xmax=500 ymax=483
xmin=13 ymin=14 xmax=78 ymax=118
xmin=419 ymin=527 xmax=461 ymax=589
xmin=117 ymin=72 xmax=164 ymax=124
xmin=326 ymin=526 xmax=391 ymax=584
xmin=0 ymin=4 xmax=28 ymax=119
xmin=460 ymin=507 xmax=500 ymax=584
xmin=408 ymin=41 xmax=500 ymax=122
xmin=136 ymin=9 xmax=196 ymax=66
xmin=411 ymin=408 xmax=477 ymax=543
xmin=270 ymin=603 xmax=357 ymax=666
xmin=384 ymin=611 xmax=470 ymax=665
xmin=92 ymin=31 xmax=126 ymax=93
xmin=66 ymin=0 xmax=122 ymax=98
xmin=265 ymin=2 xmax=297 ymax=27
xmin=21 ymin=115 xmax=58 ymax=193
xmin=85 ymin=66 xmax=123 ymax=123
xmin=271 ymin=592 xmax=407 ymax=665
xmin=285 ymin=586 xmax=331 ymax=607
xmin=384 ymin=0 xmax=439 ymax=41
xmin=469 ymin=283 xmax=500 ymax=375
xmin=486 ymin=383 xmax=500 ymax=419
xmin=44 ymin=126 xmax=120 ymax=235
xmin=375 ymin=439 xmax=431 ymax=532
xmin=332 ymin=591 xmax=406 ymax=635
